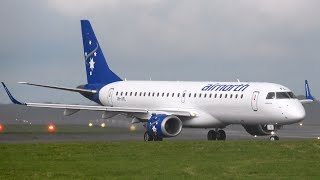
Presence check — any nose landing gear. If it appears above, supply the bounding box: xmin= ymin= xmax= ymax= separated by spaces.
xmin=269 ymin=131 xmax=279 ymax=141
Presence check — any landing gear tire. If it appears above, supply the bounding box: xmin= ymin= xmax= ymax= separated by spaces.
xmin=270 ymin=136 xmax=279 ymax=141
xmin=207 ymin=130 xmax=217 ymax=140
xmin=217 ymin=130 xmax=226 ymax=141
xmin=144 ymin=132 xmax=154 ymax=141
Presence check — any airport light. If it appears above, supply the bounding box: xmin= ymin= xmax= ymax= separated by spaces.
xmin=101 ymin=123 xmax=106 ymax=128
xmin=0 ymin=123 xmax=3 ymax=132
xmin=47 ymin=124 xmax=56 ymax=133
xmin=88 ymin=123 xmax=93 ymax=127
xmin=318 ymin=137 xmax=320 ymax=140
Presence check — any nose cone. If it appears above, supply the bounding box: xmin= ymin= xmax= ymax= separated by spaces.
xmin=288 ymin=103 xmax=306 ymax=123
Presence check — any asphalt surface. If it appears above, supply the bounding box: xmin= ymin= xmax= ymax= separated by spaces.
xmin=0 ymin=123 xmax=319 ymax=143
xmin=1 ymin=103 xmax=320 ymax=143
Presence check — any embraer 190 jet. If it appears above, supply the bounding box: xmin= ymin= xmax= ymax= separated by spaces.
xmin=2 ymin=20 xmax=315 ymax=141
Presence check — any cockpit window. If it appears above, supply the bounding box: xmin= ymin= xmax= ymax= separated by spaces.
xmin=267 ymin=92 xmax=297 ymax=99
xmin=266 ymin=92 xmax=275 ymax=99
xmin=287 ymin=92 xmax=297 ymax=99
xmin=276 ymin=92 xmax=291 ymax=99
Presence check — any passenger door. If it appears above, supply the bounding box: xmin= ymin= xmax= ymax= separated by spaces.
xmin=251 ymin=91 xmax=259 ymax=111
xmin=107 ymin=88 xmax=114 ymax=106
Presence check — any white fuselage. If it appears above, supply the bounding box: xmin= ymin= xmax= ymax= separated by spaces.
xmin=99 ymin=81 xmax=306 ymax=128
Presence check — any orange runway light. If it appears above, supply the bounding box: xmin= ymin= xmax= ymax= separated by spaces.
xmin=47 ymin=124 xmax=56 ymax=133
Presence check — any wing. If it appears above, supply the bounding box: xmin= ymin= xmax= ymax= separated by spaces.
xmin=18 ymin=82 xmax=97 ymax=94
xmin=2 ymin=82 xmax=195 ymax=118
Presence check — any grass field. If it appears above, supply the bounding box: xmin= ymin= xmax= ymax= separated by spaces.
xmin=0 ymin=141 xmax=320 ymax=179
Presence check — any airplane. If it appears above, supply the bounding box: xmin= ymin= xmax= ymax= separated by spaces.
xmin=1 ymin=20 xmax=315 ymax=141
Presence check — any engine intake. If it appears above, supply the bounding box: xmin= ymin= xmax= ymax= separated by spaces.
xmin=147 ymin=114 xmax=182 ymax=138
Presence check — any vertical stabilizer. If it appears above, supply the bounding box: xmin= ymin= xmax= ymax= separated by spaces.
xmin=305 ymin=80 xmax=314 ymax=100
xmin=81 ymin=20 xmax=122 ymax=85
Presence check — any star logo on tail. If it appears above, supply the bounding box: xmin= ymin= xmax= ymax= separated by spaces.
xmin=89 ymin=58 xmax=95 ymax=76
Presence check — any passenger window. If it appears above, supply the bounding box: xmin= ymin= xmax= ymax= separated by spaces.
xmin=204 ymin=94 xmax=207 ymax=98
xmin=172 ymin=93 xmax=174 ymax=97
xmin=230 ymin=94 xmax=233 ymax=98
xmin=199 ymin=94 xmax=202 ymax=98
xmin=148 ymin=92 xmax=151 ymax=96
xmin=225 ymin=94 xmax=227 ymax=98
xmin=194 ymin=93 xmax=196 ymax=98
xmin=177 ymin=93 xmax=180 ymax=97
xmin=162 ymin=93 xmax=164 ymax=97
xmin=266 ymin=92 xmax=275 ymax=99
xmin=215 ymin=94 xmax=217 ymax=98
xmin=140 ymin=92 xmax=142 ymax=96
xmin=189 ymin=93 xmax=191 ymax=98
xmin=130 ymin=92 xmax=132 ymax=96
xmin=241 ymin=94 xmax=244 ymax=99
xmin=144 ymin=92 xmax=146 ymax=96
xmin=116 ymin=92 xmax=118 ymax=96
xmin=209 ymin=94 xmax=212 ymax=98
xmin=135 ymin=92 xmax=137 ymax=96
xmin=152 ymin=92 xmax=155 ymax=97
xmin=125 ymin=92 xmax=128 ymax=96
xmin=157 ymin=92 xmax=159 ymax=97
xmin=220 ymin=94 xmax=222 ymax=98
xmin=167 ymin=93 xmax=169 ymax=97
xmin=183 ymin=93 xmax=185 ymax=97
xmin=235 ymin=94 xmax=238 ymax=99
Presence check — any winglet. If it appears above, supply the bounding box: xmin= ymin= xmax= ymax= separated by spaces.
xmin=1 ymin=82 xmax=26 ymax=105
xmin=305 ymin=80 xmax=314 ymax=100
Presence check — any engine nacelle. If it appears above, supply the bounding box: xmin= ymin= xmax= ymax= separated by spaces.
xmin=147 ymin=114 xmax=182 ymax=138
xmin=242 ymin=124 xmax=281 ymax=136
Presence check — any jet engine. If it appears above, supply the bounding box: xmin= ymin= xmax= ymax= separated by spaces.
xmin=242 ymin=124 xmax=281 ymax=136
xmin=146 ymin=114 xmax=182 ymax=138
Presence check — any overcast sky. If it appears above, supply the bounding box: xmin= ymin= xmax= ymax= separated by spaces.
xmin=0 ymin=0 xmax=320 ymax=104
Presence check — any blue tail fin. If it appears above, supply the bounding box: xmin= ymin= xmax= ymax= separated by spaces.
xmin=305 ymin=80 xmax=314 ymax=100
xmin=81 ymin=20 xmax=122 ymax=85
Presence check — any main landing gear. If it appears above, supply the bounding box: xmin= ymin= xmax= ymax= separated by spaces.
xmin=207 ymin=129 xmax=226 ymax=141
xmin=144 ymin=131 xmax=163 ymax=141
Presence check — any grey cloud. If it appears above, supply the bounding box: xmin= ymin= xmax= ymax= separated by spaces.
xmin=0 ymin=0 xmax=320 ymax=104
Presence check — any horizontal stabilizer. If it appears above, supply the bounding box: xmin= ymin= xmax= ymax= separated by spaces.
xmin=19 ymin=82 xmax=97 ymax=94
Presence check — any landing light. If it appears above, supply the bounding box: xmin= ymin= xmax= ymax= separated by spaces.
xmin=101 ymin=123 xmax=106 ymax=128
xmin=130 ymin=125 xmax=136 ymax=131
xmin=88 ymin=123 xmax=93 ymax=127
xmin=47 ymin=124 xmax=56 ymax=133
xmin=299 ymin=123 xmax=303 ymax=126
xmin=0 ymin=123 xmax=3 ymax=132
xmin=318 ymin=137 xmax=320 ymax=140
